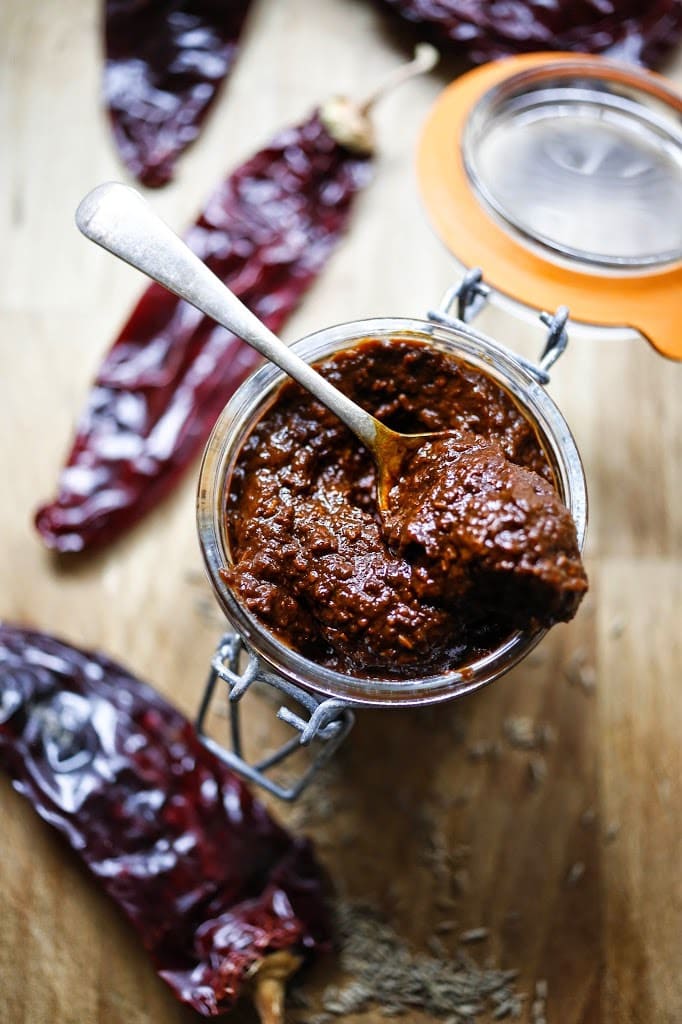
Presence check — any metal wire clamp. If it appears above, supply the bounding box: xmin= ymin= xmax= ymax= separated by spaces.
xmin=428 ymin=268 xmax=570 ymax=383
xmin=196 ymin=632 xmax=355 ymax=801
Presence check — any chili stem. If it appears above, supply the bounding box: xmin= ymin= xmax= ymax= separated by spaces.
xmin=251 ymin=951 xmax=304 ymax=1024
xmin=254 ymin=975 xmax=286 ymax=1024
xmin=360 ymin=43 xmax=438 ymax=114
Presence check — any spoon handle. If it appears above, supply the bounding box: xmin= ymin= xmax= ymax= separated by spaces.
xmin=76 ymin=182 xmax=380 ymax=451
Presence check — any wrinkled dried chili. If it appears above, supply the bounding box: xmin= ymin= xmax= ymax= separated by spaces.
xmin=36 ymin=120 xmax=369 ymax=552
xmin=36 ymin=47 xmax=436 ymax=554
xmin=378 ymin=0 xmax=682 ymax=68
xmin=0 ymin=622 xmax=328 ymax=1019
xmin=105 ymin=0 xmax=253 ymax=187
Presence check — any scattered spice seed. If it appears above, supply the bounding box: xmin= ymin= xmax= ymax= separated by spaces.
xmin=459 ymin=928 xmax=490 ymax=944
xmin=566 ymin=861 xmax=586 ymax=886
xmin=503 ymin=716 xmax=536 ymax=749
xmin=564 ymin=649 xmax=585 ymax=680
xmin=436 ymin=920 xmax=458 ymax=933
xmin=503 ymin=717 xmax=554 ymax=751
xmin=605 ymin=822 xmax=621 ymax=844
xmin=580 ymin=807 xmax=597 ymax=828
xmin=419 ymin=827 xmax=453 ymax=888
xmin=528 ymin=756 xmax=547 ymax=788
xmin=314 ymin=903 xmax=526 ymax=1022
xmin=491 ymin=989 xmax=509 ymax=1005
xmin=322 ymin=980 xmax=373 ymax=1014
xmin=468 ymin=740 xmax=502 ymax=760
xmin=578 ymin=665 xmax=596 ymax=692
xmin=493 ymin=996 xmax=525 ymax=1018
xmin=564 ymin=651 xmax=596 ymax=694
xmin=537 ymin=723 xmax=557 ymax=747
xmin=429 ymin=935 xmax=450 ymax=957
xmin=531 ymin=977 xmax=548 ymax=1023
xmin=452 ymin=1004 xmax=484 ymax=1017
xmin=535 ymin=980 xmax=548 ymax=1000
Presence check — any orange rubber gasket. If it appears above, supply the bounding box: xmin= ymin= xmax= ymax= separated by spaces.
xmin=417 ymin=53 xmax=682 ymax=360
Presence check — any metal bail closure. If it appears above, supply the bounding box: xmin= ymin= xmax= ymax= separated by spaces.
xmin=428 ymin=269 xmax=570 ymax=384
xmin=196 ymin=632 xmax=355 ymax=801
xmin=437 ymin=267 xmax=491 ymax=324
xmin=418 ymin=53 xmax=682 ymax=360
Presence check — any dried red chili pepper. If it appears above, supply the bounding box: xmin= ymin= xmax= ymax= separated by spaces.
xmin=378 ymin=0 xmax=682 ymax=68
xmin=36 ymin=47 xmax=437 ymax=554
xmin=0 ymin=621 xmax=328 ymax=1019
xmin=105 ymin=0 xmax=253 ymax=187
xmin=35 ymin=120 xmax=368 ymax=552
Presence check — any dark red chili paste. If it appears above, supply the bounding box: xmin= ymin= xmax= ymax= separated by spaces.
xmin=223 ymin=339 xmax=587 ymax=679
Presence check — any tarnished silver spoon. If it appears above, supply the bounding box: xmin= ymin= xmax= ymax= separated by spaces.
xmin=76 ymin=182 xmax=434 ymax=507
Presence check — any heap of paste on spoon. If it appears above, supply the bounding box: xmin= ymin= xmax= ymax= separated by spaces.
xmin=384 ymin=430 xmax=587 ymax=629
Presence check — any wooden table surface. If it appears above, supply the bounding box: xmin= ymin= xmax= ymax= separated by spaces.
xmin=1 ymin=2 xmax=681 ymax=1022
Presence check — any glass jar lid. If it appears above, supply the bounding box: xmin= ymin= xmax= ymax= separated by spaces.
xmin=418 ymin=53 xmax=682 ymax=360
xmin=463 ymin=68 xmax=682 ymax=272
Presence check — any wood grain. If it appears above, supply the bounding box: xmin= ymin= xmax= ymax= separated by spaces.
xmin=1 ymin=1 xmax=681 ymax=1022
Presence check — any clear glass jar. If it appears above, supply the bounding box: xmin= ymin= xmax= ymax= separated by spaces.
xmin=196 ymin=316 xmax=587 ymax=709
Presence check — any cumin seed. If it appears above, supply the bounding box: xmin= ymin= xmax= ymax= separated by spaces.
xmin=566 ymin=861 xmax=585 ymax=886
xmin=459 ymin=927 xmax=490 ymax=944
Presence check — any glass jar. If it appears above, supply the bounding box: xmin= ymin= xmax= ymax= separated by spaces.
xmin=196 ymin=313 xmax=587 ymax=719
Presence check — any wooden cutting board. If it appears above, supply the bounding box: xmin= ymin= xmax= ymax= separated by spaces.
xmin=1 ymin=1 xmax=680 ymax=1022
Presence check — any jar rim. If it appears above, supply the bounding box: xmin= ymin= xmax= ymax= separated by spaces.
xmin=196 ymin=316 xmax=587 ymax=708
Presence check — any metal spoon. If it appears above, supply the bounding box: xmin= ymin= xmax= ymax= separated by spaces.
xmin=76 ymin=182 xmax=432 ymax=506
